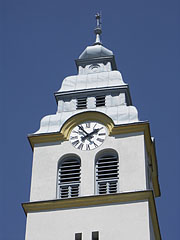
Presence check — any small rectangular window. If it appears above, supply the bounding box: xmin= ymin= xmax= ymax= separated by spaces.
xmin=77 ymin=97 xmax=87 ymax=109
xmin=96 ymin=96 xmax=105 ymax=107
xmin=75 ymin=233 xmax=82 ymax=240
xmin=92 ymin=231 xmax=99 ymax=240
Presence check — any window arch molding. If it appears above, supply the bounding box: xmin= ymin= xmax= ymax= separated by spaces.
xmin=95 ymin=148 xmax=119 ymax=195
xmin=57 ymin=154 xmax=81 ymax=199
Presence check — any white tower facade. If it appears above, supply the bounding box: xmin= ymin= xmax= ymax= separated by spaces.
xmin=23 ymin=15 xmax=161 ymax=240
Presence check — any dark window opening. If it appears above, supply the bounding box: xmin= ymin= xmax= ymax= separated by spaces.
xmin=77 ymin=97 xmax=87 ymax=109
xmin=96 ymin=96 xmax=105 ymax=107
xmin=75 ymin=233 xmax=82 ymax=240
xmin=92 ymin=231 xmax=99 ymax=240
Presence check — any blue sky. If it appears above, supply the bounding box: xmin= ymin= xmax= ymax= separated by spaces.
xmin=1 ymin=0 xmax=179 ymax=239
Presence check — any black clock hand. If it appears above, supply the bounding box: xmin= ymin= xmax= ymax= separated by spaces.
xmin=81 ymin=128 xmax=101 ymax=142
xmin=81 ymin=134 xmax=92 ymax=142
xmin=90 ymin=128 xmax=100 ymax=135
xmin=78 ymin=125 xmax=88 ymax=135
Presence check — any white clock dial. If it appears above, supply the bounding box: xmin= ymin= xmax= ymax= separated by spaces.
xmin=69 ymin=121 xmax=107 ymax=151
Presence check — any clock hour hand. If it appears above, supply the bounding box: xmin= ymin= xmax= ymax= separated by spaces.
xmin=88 ymin=128 xmax=101 ymax=136
xmin=81 ymin=128 xmax=101 ymax=142
xmin=81 ymin=134 xmax=92 ymax=142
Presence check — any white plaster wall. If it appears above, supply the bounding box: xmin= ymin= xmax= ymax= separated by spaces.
xmin=30 ymin=132 xmax=147 ymax=202
xmin=25 ymin=201 xmax=152 ymax=240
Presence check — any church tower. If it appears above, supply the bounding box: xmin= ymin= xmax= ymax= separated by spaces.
xmin=23 ymin=14 xmax=161 ymax=240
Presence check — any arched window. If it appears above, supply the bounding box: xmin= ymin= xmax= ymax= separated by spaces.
xmin=57 ymin=155 xmax=81 ymax=199
xmin=96 ymin=150 xmax=119 ymax=194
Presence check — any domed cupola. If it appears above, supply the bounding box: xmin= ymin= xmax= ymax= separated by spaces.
xmin=79 ymin=44 xmax=113 ymax=60
xmin=79 ymin=13 xmax=113 ymax=59
xmin=76 ymin=13 xmax=117 ymax=71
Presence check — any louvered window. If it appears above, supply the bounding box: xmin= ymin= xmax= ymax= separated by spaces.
xmin=58 ymin=157 xmax=81 ymax=199
xmin=96 ymin=154 xmax=119 ymax=194
xmin=96 ymin=95 xmax=105 ymax=107
xmin=77 ymin=97 xmax=87 ymax=109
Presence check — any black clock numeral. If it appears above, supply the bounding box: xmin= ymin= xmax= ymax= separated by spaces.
xmin=98 ymin=133 xmax=106 ymax=136
xmin=78 ymin=143 xmax=84 ymax=150
xmin=97 ymin=138 xmax=104 ymax=143
xmin=86 ymin=122 xmax=90 ymax=128
xmin=72 ymin=130 xmax=78 ymax=134
xmin=72 ymin=140 xmax=79 ymax=147
xmin=93 ymin=142 xmax=98 ymax=147
xmin=86 ymin=144 xmax=90 ymax=150
xmin=93 ymin=123 xmax=97 ymax=130
xmin=70 ymin=136 xmax=78 ymax=140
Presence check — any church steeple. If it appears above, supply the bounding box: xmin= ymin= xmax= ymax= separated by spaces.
xmin=23 ymin=15 xmax=161 ymax=240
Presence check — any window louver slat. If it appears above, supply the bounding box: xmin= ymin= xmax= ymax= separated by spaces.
xmin=58 ymin=158 xmax=81 ymax=199
xmin=96 ymin=154 xmax=119 ymax=195
xmin=77 ymin=97 xmax=87 ymax=110
xmin=99 ymin=156 xmax=117 ymax=160
xmin=98 ymin=180 xmax=118 ymax=194
xmin=97 ymin=166 xmax=118 ymax=169
xmin=96 ymin=96 xmax=105 ymax=107
xmin=60 ymin=172 xmax=81 ymax=177
xmin=97 ymin=159 xmax=118 ymax=163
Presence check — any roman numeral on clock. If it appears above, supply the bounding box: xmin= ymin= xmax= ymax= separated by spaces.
xmin=72 ymin=140 xmax=79 ymax=147
xmin=86 ymin=122 xmax=90 ymax=128
xmin=97 ymin=138 xmax=104 ymax=143
xmin=98 ymin=133 xmax=106 ymax=136
xmin=86 ymin=144 xmax=90 ymax=150
xmin=70 ymin=136 xmax=78 ymax=140
xmin=78 ymin=143 xmax=84 ymax=150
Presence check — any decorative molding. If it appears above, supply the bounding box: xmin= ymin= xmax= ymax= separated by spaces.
xmin=22 ymin=190 xmax=161 ymax=240
xmin=54 ymin=85 xmax=132 ymax=105
xmin=75 ymin=55 xmax=117 ymax=71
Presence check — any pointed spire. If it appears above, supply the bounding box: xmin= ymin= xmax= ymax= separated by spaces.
xmin=94 ymin=13 xmax=102 ymax=45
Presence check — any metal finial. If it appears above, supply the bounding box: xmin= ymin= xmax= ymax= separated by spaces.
xmin=94 ymin=12 xmax=102 ymax=45
xmin=95 ymin=13 xmax=101 ymax=28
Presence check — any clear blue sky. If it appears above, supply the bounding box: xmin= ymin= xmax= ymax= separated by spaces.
xmin=1 ymin=0 xmax=179 ymax=239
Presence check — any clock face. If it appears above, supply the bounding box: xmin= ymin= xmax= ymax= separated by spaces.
xmin=69 ymin=121 xmax=107 ymax=151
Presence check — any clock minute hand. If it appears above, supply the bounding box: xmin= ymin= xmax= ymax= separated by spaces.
xmin=78 ymin=125 xmax=88 ymax=135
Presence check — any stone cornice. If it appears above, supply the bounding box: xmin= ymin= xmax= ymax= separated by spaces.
xmin=22 ymin=190 xmax=161 ymax=240
xmin=54 ymin=85 xmax=132 ymax=106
